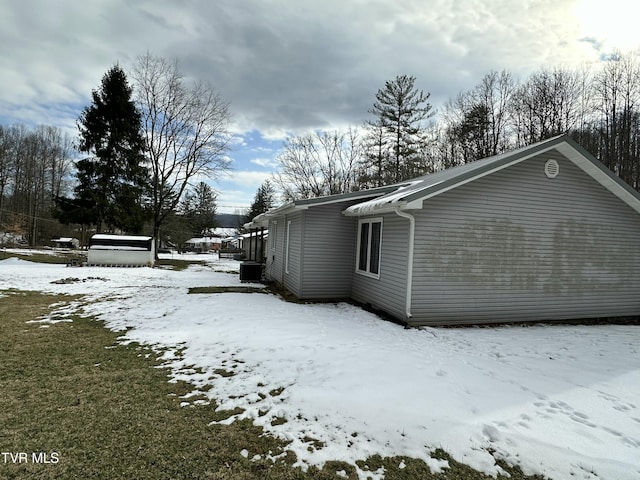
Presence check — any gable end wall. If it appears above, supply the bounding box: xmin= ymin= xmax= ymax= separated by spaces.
xmin=298 ymin=202 xmax=358 ymax=299
xmin=265 ymin=201 xmax=360 ymax=299
xmin=409 ymin=150 xmax=640 ymax=325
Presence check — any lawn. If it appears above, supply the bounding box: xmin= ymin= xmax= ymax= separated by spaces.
xmin=0 ymin=290 xmax=319 ymax=479
xmin=0 ymin=289 xmax=546 ymax=480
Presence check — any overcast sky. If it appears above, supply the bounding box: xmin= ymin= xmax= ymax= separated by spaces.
xmin=1 ymin=0 xmax=638 ymax=212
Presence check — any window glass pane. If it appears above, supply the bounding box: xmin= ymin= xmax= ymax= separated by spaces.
xmin=358 ymin=222 xmax=369 ymax=271
xmin=370 ymin=222 xmax=381 ymax=274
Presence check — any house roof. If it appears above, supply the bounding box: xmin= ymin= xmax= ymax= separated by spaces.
xmin=244 ymin=184 xmax=404 ymax=228
xmin=248 ymin=135 xmax=640 ymax=227
xmin=186 ymin=237 xmax=222 ymax=244
xmin=91 ymin=234 xmax=153 ymax=241
xmin=343 ymin=134 xmax=640 ymax=216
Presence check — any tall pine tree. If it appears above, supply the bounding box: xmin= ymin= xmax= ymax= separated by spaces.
xmin=245 ymin=180 xmax=275 ymax=224
xmin=366 ymin=75 xmax=433 ymax=183
xmin=181 ymin=181 xmax=218 ymax=236
xmin=72 ymin=65 xmax=148 ymax=233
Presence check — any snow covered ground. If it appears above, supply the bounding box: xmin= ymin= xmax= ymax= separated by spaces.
xmin=1 ymin=251 xmax=639 ymax=480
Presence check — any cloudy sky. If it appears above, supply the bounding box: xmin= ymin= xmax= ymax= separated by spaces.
xmin=1 ymin=0 xmax=638 ymax=213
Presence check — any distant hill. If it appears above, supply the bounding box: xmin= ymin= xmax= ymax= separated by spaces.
xmin=215 ymin=213 xmax=245 ymax=228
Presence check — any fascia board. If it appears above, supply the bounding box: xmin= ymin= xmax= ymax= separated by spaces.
xmin=294 ymin=187 xmax=400 ymax=209
xmin=557 ymin=139 xmax=640 ymax=215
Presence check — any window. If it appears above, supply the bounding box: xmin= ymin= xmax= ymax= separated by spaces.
xmin=270 ymin=221 xmax=277 ymax=252
xmin=356 ymin=218 xmax=382 ymax=278
xmin=285 ymin=220 xmax=291 ymax=274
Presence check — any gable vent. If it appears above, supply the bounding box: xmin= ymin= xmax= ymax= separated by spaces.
xmin=544 ymin=159 xmax=560 ymax=178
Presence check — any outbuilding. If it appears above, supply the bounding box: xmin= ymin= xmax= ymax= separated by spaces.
xmin=87 ymin=234 xmax=155 ymax=267
xmin=249 ymin=135 xmax=640 ymax=326
xmin=51 ymin=237 xmax=80 ymax=250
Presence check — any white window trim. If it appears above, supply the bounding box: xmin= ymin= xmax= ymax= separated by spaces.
xmin=271 ymin=220 xmax=277 ymax=252
xmin=356 ymin=217 xmax=383 ymax=279
xmin=285 ymin=220 xmax=291 ymax=274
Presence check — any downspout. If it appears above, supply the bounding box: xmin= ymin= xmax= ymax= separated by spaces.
xmin=394 ymin=208 xmax=415 ymax=321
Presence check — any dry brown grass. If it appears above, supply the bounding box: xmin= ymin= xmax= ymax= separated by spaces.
xmin=0 ymin=290 xmax=548 ymax=480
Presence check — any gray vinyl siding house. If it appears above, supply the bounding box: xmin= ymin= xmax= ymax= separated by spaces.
xmin=249 ymin=135 xmax=640 ymax=326
xmin=263 ymin=190 xmax=397 ymax=299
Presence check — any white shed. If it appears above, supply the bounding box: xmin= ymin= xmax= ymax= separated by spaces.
xmin=52 ymin=237 xmax=80 ymax=249
xmin=87 ymin=234 xmax=155 ymax=267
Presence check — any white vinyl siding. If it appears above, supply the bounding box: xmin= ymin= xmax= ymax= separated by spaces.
xmin=356 ymin=218 xmax=382 ymax=278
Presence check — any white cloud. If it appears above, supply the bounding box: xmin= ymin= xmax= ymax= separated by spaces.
xmin=250 ymin=158 xmax=279 ymax=168
xmin=574 ymin=0 xmax=640 ymax=54
xmin=216 ymin=188 xmax=253 ymax=214
xmin=214 ymin=170 xmax=275 ymax=213
xmin=3 ymin=0 xmax=631 ymax=136
xmin=2 ymin=0 xmax=639 ymax=152
xmin=6 ymin=0 xmax=637 ymax=216
xmin=226 ymin=170 xmax=273 ymax=188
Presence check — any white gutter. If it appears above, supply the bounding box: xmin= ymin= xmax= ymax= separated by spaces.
xmin=394 ymin=208 xmax=415 ymax=320
xmin=342 ymin=201 xmax=409 ymax=217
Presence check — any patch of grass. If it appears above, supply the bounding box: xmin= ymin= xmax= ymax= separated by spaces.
xmin=0 ymin=289 xmax=550 ymax=480
xmin=189 ymin=286 xmax=268 ymax=294
xmin=209 ymin=407 xmax=246 ymax=423
xmin=155 ymin=258 xmax=204 ymax=271
xmin=0 ymin=290 xmax=298 ymax=479
xmin=213 ymin=368 xmax=236 ymax=378
xmin=269 ymin=387 xmax=285 ymax=397
xmin=270 ymin=417 xmax=288 ymax=427
xmin=0 ymin=251 xmax=78 ymax=264
xmin=354 ymin=450 xmax=548 ymax=480
xmin=302 ymin=436 xmax=325 ymax=452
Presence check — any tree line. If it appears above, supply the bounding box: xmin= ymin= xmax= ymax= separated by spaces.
xmin=274 ymin=51 xmax=640 ymax=201
xmin=1 ymin=54 xmax=231 ymax=250
xmin=0 ymin=124 xmax=74 ymax=245
xmin=2 ymin=51 xmax=639 ymax=246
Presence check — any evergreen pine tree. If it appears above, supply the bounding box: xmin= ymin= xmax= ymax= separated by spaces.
xmin=367 ymin=75 xmax=433 ymax=183
xmin=181 ymin=181 xmax=218 ymax=235
xmin=73 ymin=65 xmax=148 ymax=233
xmin=360 ymin=122 xmax=390 ymax=187
xmin=245 ymin=180 xmax=275 ymax=223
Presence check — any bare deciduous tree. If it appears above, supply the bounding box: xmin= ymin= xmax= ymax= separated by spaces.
xmin=590 ymin=52 xmax=640 ymax=187
xmin=132 ymin=53 xmax=232 ymax=254
xmin=441 ymin=70 xmax=515 ymax=164
xmin=273 ymin=128 xmax=362 ymax=201
xmin=1 ymin=124 xmax=74 ymax=245
xmin=511 ymin=67 xmax=587 ymax=145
